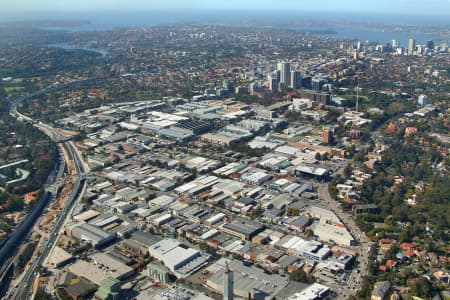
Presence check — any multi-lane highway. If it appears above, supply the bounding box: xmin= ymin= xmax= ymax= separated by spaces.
xmin=3 ymin=85 xmax=89 ymax=299
xmin=11 ymin=141 xmax=87 ymax=300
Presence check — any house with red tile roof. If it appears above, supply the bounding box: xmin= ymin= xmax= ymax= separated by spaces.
xmin=399 ymin=243 xmax=417 ymax=250
xmin=386 ymin=260 xmax=397 ymax=268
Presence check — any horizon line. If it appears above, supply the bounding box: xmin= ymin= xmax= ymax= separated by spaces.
xmin=1 ymin=9 xmax=450 ymax=16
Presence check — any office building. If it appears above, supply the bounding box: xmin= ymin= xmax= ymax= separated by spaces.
xmin=290 ymin=70 xmax=303 ymax=89
xmin=299 ymin=89 xmax=331 ymax=105
xmin=277 ymin=62 xmax=291 ymax=87
xmin=235 ymin=85 xmax=250 ymax=95
xmin=323 ymin=128 xmax=333 ymax=144
xmin=268 ymin=72 xmax=279 ymax=91
xmin=312 ymin=76 xmax=327 ymax=91
xmin=408 ymin=38 xmax=415 ymax=55
xmin=391 ymin=39 xmax=399 ymax=49
xmin=223 ymin=80 xmax=234 ymax=93
xmin=418 ymin=94 xmax=429 ymax=106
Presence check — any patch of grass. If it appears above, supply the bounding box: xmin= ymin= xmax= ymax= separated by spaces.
xmin=4 ymin=86 xmax=25 ymax=92
xmin=341 ymin=94 xmax=369 ymax=101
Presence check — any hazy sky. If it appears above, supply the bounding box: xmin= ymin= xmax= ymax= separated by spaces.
xmin=1 ymin=0 xmax=449 ymax=15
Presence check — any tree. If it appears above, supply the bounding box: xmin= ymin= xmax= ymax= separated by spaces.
xmin=315 ymin=152 xmax=322 ymax=161
xmin=289 ymin=268 xmax=309 ymax=283
xmin=409 ymin=278 xmax=433 ymax=298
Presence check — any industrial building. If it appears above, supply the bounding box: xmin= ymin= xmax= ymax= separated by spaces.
xmin=148 ymin=238 xmax=211 ymax=278
xmin=206 ymin=258 xmax=288 ymax=300
xmin=65 ymin=277 xmax=98 ymax=300
xmin=240 ymin=168 xmax=272 ymax=185
xmin=173 ymin=119 xmax=212 ymax=135
xmin=221 ymin=217 xmax=265 ymax=241
xmin=175 ymin=175 xmax=219 ymax=196
xmin=73 ymin=209 xmax=101 ymax=223
xmin=295 ymin=164 xmax=330 ymax=179
xmin=280 ymin=236 xmax=331 ymax=262
xmin=47 ymin=247 xmax=74 ymax=268
xmin=311 ymin=221 xmax=355 ymax=246
xmin=122 ymin=231 xmax=162 ymax=256
xmin=69 ymin=222 xmax=116 ymax=248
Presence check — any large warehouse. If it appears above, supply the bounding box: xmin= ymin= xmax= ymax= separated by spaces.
xmin=148 ymin=238 xmax=210 ymax=278
xmin=69 ymin=222 xmax=116 ymax=248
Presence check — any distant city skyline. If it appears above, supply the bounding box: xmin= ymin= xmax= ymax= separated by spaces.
xmin=1 ymin=0 xmax=450 ymax=16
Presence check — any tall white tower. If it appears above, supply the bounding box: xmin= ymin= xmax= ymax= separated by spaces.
xmin=223 ymin=262 xmax=233 ymax=300
xmin=277 ymin=61 xmax=291 ymax=87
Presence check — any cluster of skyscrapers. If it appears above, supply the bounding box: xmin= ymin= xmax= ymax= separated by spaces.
xmin=268 ymin=61 xmax=303 ymax=91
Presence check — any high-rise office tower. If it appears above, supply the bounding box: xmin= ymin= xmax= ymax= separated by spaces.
xmin=312 ymin=77 xmax=326 ymax=91
xmin=290 ymin=70 xmax=302 ymax=89
xmin=277 ymin=62 xmax=291 ymax=86
xmin=418 ymin=94 xmax=429 ymax=106
xmin=391 ymin=40 xmax=399 ymax=49
xmin=268 ymin=72 xmax=278 ymax=91
xmin=223 ymin=263 xmax=233 ymax=300
xmin=408 ymin=39 xmax=416 ymax=55
xmin=323 ymin=128 xmax=333 ymax=144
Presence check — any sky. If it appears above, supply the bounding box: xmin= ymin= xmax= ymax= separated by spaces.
xmin=1 ymin=0 xmax=449 ymax=16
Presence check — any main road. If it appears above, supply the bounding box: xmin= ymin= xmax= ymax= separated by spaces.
xmin=3 ymin=82 xmax=91 ymax=299
xmin=318 ymin=176 xmax=372 ymax=297
xmin=11 ymin=141 xmax=87 ymax=300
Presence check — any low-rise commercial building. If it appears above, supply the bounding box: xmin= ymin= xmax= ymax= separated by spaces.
xmin=371 ymin=281 xmax=392 ymax=300
xmin=312 ymin=221 xmax=355 ymax=246
xmin=221 ymin=217 xmax=265 ymax=241
xmin=286 ymin=283 xmax=331 ymax=300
